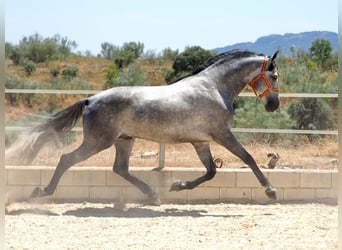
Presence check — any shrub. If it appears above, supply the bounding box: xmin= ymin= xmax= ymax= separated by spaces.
xmin=21 ymin=59 xmax=36 ymax=76
xmin=62 ymin=66 xmax=79 ymax=79
xmin=7 ymin=33 xmax=77 ymax=64
xmin=100 ymin=42 xmax=118 ymax=59
xmin=113 ymin=49 xmax=135 ymax=69
xmin=50 ymin=67 xmax=61 ymax=77
xmin=5 ymin=42 xmax=14 ymax=58
xmin=51 ymin=77 xmax=90 ymax=90
xmin=9 ymin=47 xmax=24 ymax=65
xmin=105 ymin=65 xmax=148 ymax=88
xmin=5 ymin=76 xmax=41 ymax=107
xmin=21 ymin=80 xmax=40 ymax=107
xmin=287 ymin=98 xmax=335 ymax=141
xmin=106 ymin=63 xmax=119 ymax=82
xmin=5 ymin=76 xmax=22 ymax=105
xmin=233 ymin=98 xmax=295 ymax=143
xmin=161 ymin=47 xmax=179 ymax=61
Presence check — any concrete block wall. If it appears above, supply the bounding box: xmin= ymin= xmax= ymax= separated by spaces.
xmin=5 ymin=166 xmax=338 ymax=203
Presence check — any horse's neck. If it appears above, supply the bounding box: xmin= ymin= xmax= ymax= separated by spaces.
xmin=208 ymin=58 xmax=262 ymax=100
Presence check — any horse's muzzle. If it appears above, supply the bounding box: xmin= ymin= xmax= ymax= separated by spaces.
xmin=264 ymin=97 xmax=280 ymax=112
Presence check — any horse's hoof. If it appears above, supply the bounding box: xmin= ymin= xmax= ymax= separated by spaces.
xmin=169 ymin=181 xmax=185 ymax=192
xmin=152 ymin=167 xmax=164 ymax=172
xmin=113 ymin=201 xmax=127 ymax=211
xmin=147 ymin=195 xmax=161 ymax=206
xmin=31 ymin=187 xmax=48 ymax=198
xmin=265 ymin=186 xmax=277 ymax=200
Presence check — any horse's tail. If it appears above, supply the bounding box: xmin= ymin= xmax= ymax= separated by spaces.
xmin=6 ymin=98 xmax=89 ymax=164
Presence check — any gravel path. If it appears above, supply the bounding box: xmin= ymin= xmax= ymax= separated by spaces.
xmin=5 ymin=202 xmax=337 ymax=249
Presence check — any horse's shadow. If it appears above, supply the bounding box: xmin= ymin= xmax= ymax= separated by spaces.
xmin=62 ymin=205 xmax=245 ymax=219
xmin=6 ymin=208 xmax=59 ymax=216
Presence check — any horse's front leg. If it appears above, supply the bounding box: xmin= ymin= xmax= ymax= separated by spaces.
xmin=170 ymin=142 xmax=216 ymax=191
xmin=214 ymin=129 xmax=277 ymax=200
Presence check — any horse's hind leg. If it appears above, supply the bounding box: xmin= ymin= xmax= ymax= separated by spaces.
xmin=31 ymin=138 xmax=113 ymax=198
xmin=113 ymin=138 xmax=160 ymax=205
xmin=170 ymin=142 xmax=216 ymax=191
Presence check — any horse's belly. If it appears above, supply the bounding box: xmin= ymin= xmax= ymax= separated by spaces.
xmin=126 ymin=124 xmax=213 ymax=143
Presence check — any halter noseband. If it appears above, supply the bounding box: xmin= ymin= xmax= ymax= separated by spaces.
xmin=249 ymin=57 xmax=279 ymax=98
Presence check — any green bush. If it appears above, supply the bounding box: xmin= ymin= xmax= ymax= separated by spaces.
xmin=5 ymin=76 xmax=22 ymax=105
xmin=9 ymin=47 xmax=24 ymax=65
xmin=106 ymin=63 xmax=119 ymax=82
xmin=5 ymin=42 xmax=14 ymax=59
xmin=161 ymin=47 xmax=179 ymax=61
xmin=233 ymin=98 xmax=295 ymax=143
xmin=21 ymin=80 xmax=41 ymax=107
xmin=50 ymin=67 xmax=61 ymax=77
xmin=51 ymin=77 xmax=90 ymax=90
xmin=62 ymin=66 xmax=79 ymax=79
xmin=113 ymin=49 xmax=135 ymax=69
xmin=21 ymin=59 xmax=36 ymax=76
xmin=5 ymin=76 xmax=41 ymax=107
xmin=287 ymin=98 xmax=335 ymax=141
xmin=278 ymin=59 xmax=330 ymax=93
xmin=105 ymin=65 xmax=148 ymax=88
xmin=7 ymin=33 xmax=77 ymax=64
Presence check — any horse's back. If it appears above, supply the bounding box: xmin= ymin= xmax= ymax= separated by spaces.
xmin=83 ymin=84 xmax=225 ymax=143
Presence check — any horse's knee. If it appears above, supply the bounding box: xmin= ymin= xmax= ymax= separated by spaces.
xmin=207 ymin=168 xmax=216 ymax=180
xmin=113 ymin=163 xmax=128 ymax=177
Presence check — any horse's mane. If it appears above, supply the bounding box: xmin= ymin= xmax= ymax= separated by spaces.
xmin=169 ymin=49 xmax=264 ymax=84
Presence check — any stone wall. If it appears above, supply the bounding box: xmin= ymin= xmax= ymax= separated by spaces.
xmin=5 ymin=166 xmax=338 ymax=203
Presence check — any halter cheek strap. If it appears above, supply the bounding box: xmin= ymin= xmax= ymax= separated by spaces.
xmin=249 ymin=57 xmax=279 ymax=98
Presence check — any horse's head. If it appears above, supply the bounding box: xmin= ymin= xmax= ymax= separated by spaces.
xmin=248 ymin=51 xmax=280 ymax=112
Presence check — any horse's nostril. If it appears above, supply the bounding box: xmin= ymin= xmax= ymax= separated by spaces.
xmin=265 ymin=99 xmax=279 ymax=112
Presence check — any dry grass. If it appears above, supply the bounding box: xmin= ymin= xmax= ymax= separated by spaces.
xmin=8 ymin=135 xmax=337 ymax=170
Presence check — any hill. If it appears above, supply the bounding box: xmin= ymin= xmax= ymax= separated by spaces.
xmin=213 ymin=31 xmax=338 ymax=56
xmin=6 ymin=55 xmax=171 ymax=90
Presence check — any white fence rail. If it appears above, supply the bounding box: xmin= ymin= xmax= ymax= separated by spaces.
xmin=5 ymin=88 xmax=338 ymax=98
xmin=5 ymin=89 xmax=338 ymax=135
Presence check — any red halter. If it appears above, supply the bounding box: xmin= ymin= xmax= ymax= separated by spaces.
xmin=249 ymin=57 xmax=279 ymax=98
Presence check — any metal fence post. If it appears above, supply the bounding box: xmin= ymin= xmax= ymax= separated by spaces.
xmin=159 ymin=143 xmax=165 ymax=169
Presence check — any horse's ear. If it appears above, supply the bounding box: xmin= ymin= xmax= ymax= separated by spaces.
xmin=271 ymin=50 xmax=279 ymax=61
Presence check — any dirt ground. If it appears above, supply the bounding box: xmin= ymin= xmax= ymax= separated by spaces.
xmin=5 ymin=201 xmax=337 ymax=249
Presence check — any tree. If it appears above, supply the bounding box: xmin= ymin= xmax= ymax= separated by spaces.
xmin=113 ymin=49 xmax=135 ymax=69
xmin=7 ymin=33 xmax=77 ymax=64
xmin=161 ymin=47 xmax=179 ymax=61
xmin=309 ymin=39 xmax=332 ymax=70
xmin=100 ymin=42 xmax=118 ymax=59
xmin=122 ymin=41 xmax=144 ymax=59
xmin=173 ymin=46 xmax=216 ymax=74
xmin=167 ymin=46 xmax=217 ymax=82
xmin=100 ymin=41 xmax=143 ymax=68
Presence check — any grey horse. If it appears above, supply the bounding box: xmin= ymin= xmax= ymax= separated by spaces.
xmin=7 ymin=49 xmax=280 ymax=205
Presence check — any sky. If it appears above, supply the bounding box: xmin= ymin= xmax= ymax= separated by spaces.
xmin=5 ymin=0 xmax=338 ymax=55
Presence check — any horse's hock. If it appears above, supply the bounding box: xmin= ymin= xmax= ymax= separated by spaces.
xmin=5 ymin=166 xmax=337 ymax=204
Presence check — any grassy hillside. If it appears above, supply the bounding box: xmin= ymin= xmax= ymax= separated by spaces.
xmin=6 ymin=55 xmax=171 ymax=89
xmin=5 ymin=55 xmax=173 ymax=120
